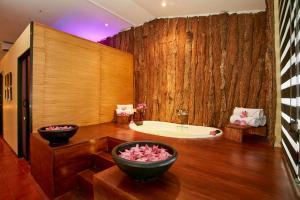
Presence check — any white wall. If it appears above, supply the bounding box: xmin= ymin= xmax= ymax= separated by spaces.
xmin=0 ymin=25 xmax=31 ymax=154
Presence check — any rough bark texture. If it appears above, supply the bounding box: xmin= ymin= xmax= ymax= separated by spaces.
xmin=101 ymin=8 xmax=276 ymax=144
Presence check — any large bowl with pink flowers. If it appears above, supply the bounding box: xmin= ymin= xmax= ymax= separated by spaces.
xmin=112 ymin=141 xmax=178 ymax=180
xmin=38 ymin=124 xmax=79 ymax=147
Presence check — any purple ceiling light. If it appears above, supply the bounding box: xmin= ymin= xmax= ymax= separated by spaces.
xmin=51 ymin=3 xmax=131 ymax=42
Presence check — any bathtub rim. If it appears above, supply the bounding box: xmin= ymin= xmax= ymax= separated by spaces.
xmin=129 ymin=120 xmax=223 ymax=139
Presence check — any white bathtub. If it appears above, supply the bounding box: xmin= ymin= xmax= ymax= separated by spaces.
xmin=129 ymin=121 xmax=222 ymax=139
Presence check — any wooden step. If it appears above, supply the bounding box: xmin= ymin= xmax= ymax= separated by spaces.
xmin=92 ymin=151 xmax=115 ymax=171
xmin=55 ymin=189 xmax=88 ymax=200
xmin=78 ymin=169 xmax=94 ymax=183
xmin=73 ymin=152 xmax=115 ymax=200
xmin=77 ymin=169 xmax=95 ymax=200
xmin=94 ymin=151 xmax=114 ymax=163
xmin=107 ymin=137 xmax=126 ymax=152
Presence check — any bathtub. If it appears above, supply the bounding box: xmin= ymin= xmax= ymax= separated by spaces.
xmin=129 ymin=121 xmax=222 ymax=139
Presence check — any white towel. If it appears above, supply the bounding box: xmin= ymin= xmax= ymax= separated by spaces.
xmin=116 ymin=108 xmax=134 ymax=115
xmin=233 ymin=107 xmax=264 ymax=118
xmin=230 ymin=115 xmax=261 ymax=127
xmin=260 ymin=115 xmax=266 ymax=126
xmin=116 ymin=104 xmax=134 ymax=115
xmin=117 ymin=104 xmax=133 ymax=110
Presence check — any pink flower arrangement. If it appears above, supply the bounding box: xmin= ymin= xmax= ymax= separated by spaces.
xmin=209 ymin=130 xmax=217 ymax=136
xmin=233 ymin=119 xmax=247 ymax=126
xmin=119 ymin=144 xmax=172 ymax=162
xmin=120 ymin=112 xmax=129 ymax=116
xmin=209 ymin=130 xmax=222 ymax=136
xmin=45 ymin=126 xmax=73 ymax=131
xmin=240 ymin=111 xmax=248 ymax=118
xmin=136 ymin=103 xmax=147 ymax=110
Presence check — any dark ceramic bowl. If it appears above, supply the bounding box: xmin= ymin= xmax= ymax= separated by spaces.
xmin=38 ymin=124 xmax=79 ymax=147
xmin=112 ymin=141 xmax=178 ymax=180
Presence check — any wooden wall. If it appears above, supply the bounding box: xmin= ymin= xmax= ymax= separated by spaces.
xmin=32 ymin=23 xmax=133 ymax=132
xmin=0 ymin=51 xmax=6 ymax=60
xmin=101 ymin=6 xmax=276 ymax=142
xmin=0 ymin=25 xmax=31 ymax=153
xmin=99 ymin=45 xmax=133 ymax=122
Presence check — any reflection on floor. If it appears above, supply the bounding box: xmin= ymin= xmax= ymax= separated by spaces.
xmin=0 ymin=137 xmax=48 ymax=200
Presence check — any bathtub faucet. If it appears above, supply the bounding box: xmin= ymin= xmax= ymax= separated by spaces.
xmin=176 ymin=109 xmax=189 ymax=125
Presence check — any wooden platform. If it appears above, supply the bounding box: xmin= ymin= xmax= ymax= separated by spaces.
xmin=224 ymin=124 xmax=267 ymax=142
xmin=30 ymin=123 xmax=298 ymax=200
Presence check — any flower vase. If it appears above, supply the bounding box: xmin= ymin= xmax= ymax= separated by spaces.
xmin=134 ymin=110 xmax=144 ymax=126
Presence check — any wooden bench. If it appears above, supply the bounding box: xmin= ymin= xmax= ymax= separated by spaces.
xmin=224 ymin=124 xmax=267 ymax=142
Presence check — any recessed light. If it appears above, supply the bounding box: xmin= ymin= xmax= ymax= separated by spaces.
xmin=161 ymin=1 xmax=167 ymax=7
xmin=105 ymin=23 xmax=108 ymax=27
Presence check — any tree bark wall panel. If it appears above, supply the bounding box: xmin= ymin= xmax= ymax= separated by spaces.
xmin=194 ymin=17 xmax=207 ymax=126
xmin=166 ymin=18 xmax=178 ymax=122
xmin=101 ymin=10 xmax=276 ymax=142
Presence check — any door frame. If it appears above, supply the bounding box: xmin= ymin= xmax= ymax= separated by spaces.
xmin=17 ymin=49 xmax=32 ymax=158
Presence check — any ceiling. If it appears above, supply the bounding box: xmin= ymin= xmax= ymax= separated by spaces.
xmin=0 ymin=0 xmax=265 ymax=45
xmin=132 ymin=0 xmax=265 ymax=17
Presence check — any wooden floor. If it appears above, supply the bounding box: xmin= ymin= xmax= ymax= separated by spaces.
xmin=0 ymin=137 xmax=48 ymax=200
xmin=2 ymin=125 xmax=300 ymax=200
xmin=93 ymin=132 xmax=300 ymax=200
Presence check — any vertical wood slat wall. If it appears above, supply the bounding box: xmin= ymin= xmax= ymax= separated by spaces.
xmin=279 ymin=0 xmax=300 ymax=181
xmin=32 ymin=23 xmax=133 ymax=131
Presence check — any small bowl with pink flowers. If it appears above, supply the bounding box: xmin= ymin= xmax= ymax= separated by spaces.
xmin=38 ymin=124 xmax=79 ymax=147
xmin=112 ymin=141 xmax=178 ymax=180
